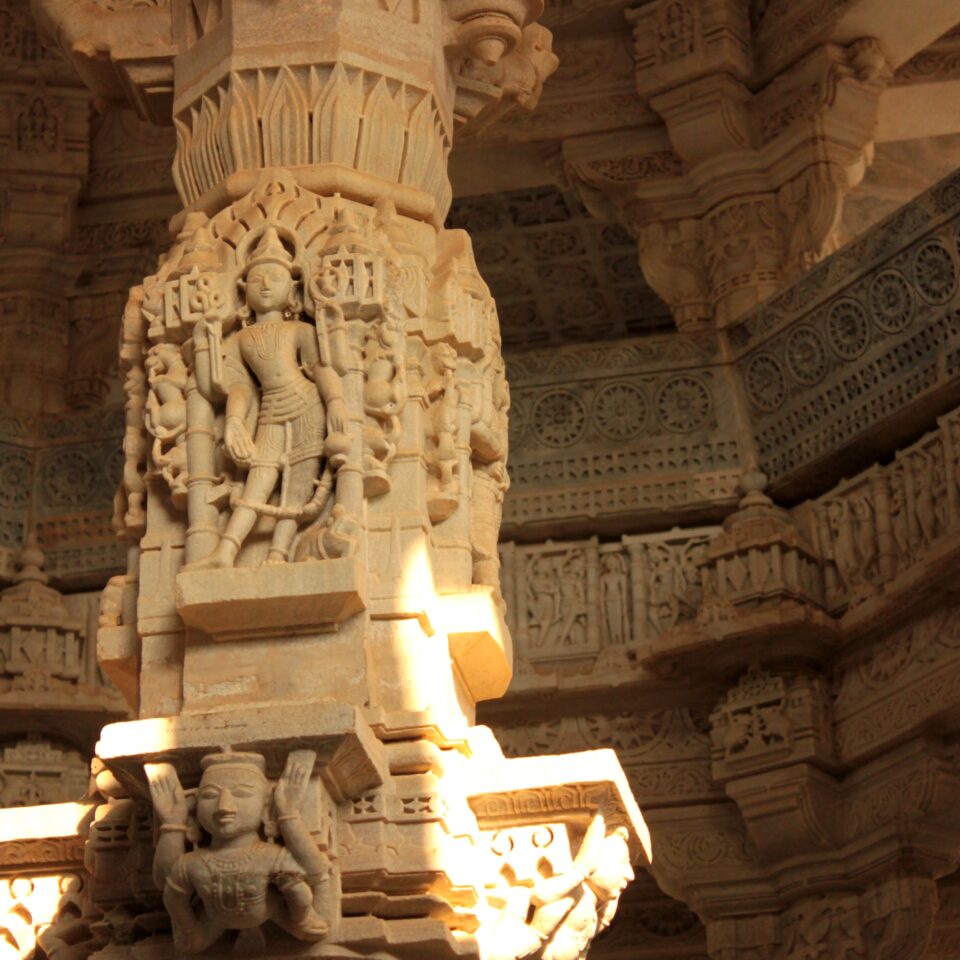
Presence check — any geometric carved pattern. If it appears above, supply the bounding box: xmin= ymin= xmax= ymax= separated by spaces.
xmin=732 ymin=171 xmax=960 ymax=483
xmin=447 ymin=187 xmax=671 ymax=350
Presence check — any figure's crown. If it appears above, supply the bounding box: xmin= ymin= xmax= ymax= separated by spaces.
xmin=200 ymin=750 xmax=268 ymax=781
xmin=245 ymin=226 xmax=295 ymax=273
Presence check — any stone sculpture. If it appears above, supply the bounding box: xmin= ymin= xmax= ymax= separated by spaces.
xmin=146 ymin=750 xmax=330 ymax=952
xmin=187 ymin=226 xmax=348 ymax=569
xmin=480 ymin=813 xmax=635 ymax=960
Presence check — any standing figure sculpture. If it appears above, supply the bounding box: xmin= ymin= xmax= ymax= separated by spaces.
xmin=145 ymin=750 xmax=330 ymax=953
xmin=600 ymin=554 xmax=628 ymax=646
xmin=189 ymin=227 xmax=348 ymax=569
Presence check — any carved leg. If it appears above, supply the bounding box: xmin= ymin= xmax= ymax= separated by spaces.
xmin=186 ymin=465 xmax=279 ymax=570
xmin=266 ymin=457 xmax=320 ymax=565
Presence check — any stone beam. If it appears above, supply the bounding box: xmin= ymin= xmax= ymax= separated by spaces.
xmin=877 ymin=78 xmax=960 ymax=141
xmin=753 ymin=0 xmax=960 ymax=77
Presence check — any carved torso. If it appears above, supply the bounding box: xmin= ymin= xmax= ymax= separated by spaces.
xmin=169 ymin=843 xmax=304 ymax=930
xmin=235 ymin=320 xmax=325 ymax=460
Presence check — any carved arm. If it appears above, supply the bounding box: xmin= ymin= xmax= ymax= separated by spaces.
xmin=274 ymin=750 xmax=328 ymax=882
xmin=144 ymin=763 xmax=189 ymax=890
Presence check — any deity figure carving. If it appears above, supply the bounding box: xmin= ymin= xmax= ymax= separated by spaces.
xmin=852 ymin=495 xmax=877 ymax=582
xmin=113 ymin=286 xmax=150 ymax=539
xmin=826 ymin=499 xmax=859 ymax=588
xmin=889 ymin=468 xmax=910 ymax=558
xmin=658 ymin=0 xmax=696 ymax=62
xmin=481 ymin=814 xmax=635 ymax=960
xmin=600 ymin=554 xmax=628 ymax=646
xmin=145 ymin=750 xmax=331 ymax=953
xmin=909 ymin=448 xmax=941 ymax=548
xmin=526 ymin=556 xmax=559 ymax=649
xmin=188 ymin=227 xmax=348 ymax=570
xmin=556 ymin=553 xmax=587 ymax=647
xmin=114 ymin=365 xmax=148 ymax=536
xmin=469 ymin=333 xmax=511 ymax=588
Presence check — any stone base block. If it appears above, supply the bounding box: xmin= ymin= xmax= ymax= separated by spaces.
xmin=96 ymin=700 xmax=387 ymax=801
xmin=175 ymin=558 xmax=366 ymax=641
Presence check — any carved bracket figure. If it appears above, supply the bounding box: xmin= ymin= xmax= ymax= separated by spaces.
xmin=145 ymin=750 xmax=331 ymax=953
xmin=478 ymin=812 xmax=635 ymax=960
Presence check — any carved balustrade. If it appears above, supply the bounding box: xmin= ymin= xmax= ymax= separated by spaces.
xmin=732 ymin=171 xmax=960 ymax=497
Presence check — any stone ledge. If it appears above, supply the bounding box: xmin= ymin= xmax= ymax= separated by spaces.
xmin=96 ymin=700 xmax=387 ymax=802
xmin=467 ymin=745 xmax=651 ymax=864
xmin=175 ymin=557 xmax=366 ymax=641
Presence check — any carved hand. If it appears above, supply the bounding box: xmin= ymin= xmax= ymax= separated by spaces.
xmin=145 ymin=762 xmax=188 ymax=825
xmin=191 ymin=316 xmax=211 ymax=345
xmin=171 ymin=918 xmax=211 ymax=954
xmin=573 ymin=812 xmax=608 ymax=877
xmin=224 ymin=416 xmax=255 ymax=465
xmin=274 ymin=750 xmax=317 ymax=819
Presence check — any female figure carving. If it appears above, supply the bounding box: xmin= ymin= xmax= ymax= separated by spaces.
xmin=145 ymin=750 xmax=330 ymax=953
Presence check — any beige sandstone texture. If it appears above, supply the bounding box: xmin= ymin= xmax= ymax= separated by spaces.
xmin=0 ymin=2 xmax=650 ymax=960
xmin=4 ymin=1 xmax=960 ymax=960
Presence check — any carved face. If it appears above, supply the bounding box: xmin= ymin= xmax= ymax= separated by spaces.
xmin=196 ymin=765 xmax=268 ymax=840
xmin=245 ymin=263 xmax=295 ymax=314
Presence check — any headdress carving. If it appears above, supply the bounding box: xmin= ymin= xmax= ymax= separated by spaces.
xmin=200 ymin=750 xmax=269 ymax=782
xmin=245 ymin=226 xmax=298 ymax=275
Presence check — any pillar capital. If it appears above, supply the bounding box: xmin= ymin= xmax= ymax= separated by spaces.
xmin=32 ymin=0 xmax=558 ymax=223
xmin=565 ymin=18 xmax=889 ymax=328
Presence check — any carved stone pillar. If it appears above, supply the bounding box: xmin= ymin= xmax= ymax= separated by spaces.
xmin=564 ymin=0 xmax=891 ymax=329
xmin=0 ymin=0 xmax=91 ymax=413
xmin=32 ymin=2 xmax=649 ymax=957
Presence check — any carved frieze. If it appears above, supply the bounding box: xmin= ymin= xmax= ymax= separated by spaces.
xmin=500 ymin=527 xmax=717 ymax=691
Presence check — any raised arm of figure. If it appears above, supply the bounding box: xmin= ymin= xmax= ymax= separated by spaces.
xmin=530 ymin=813 xmax=607 ymax=909
xmin=144 ymin=763 xmax=189 ymax=890
xmin=274 ymin=750 xmax=327 ymax=880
